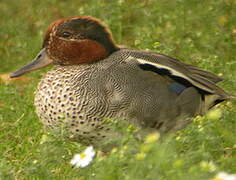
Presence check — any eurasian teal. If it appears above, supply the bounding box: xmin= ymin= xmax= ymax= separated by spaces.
xmin=11 ymin=16 xmax=236 ymax=146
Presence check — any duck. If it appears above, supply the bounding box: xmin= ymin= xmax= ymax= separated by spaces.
xmin=10 ymin=16 xmax=236 ymax=146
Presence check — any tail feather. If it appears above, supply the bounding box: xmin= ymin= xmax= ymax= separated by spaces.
xmin=189 ymin=73 xmax=229 ymax=98
xmin=224 ymin=94 xmax=236 ymax=100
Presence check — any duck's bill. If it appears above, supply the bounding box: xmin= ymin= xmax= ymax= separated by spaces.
xmin=10 ymin=48 xmax=53 ymax=78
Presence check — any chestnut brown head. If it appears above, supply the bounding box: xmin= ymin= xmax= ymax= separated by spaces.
xmin=44 ymin=16 xmax=118 ymax=65
xmin=10 ymin=16 xmax=119 ymax=78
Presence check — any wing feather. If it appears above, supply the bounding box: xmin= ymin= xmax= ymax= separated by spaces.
xmin=124 ymin=50 xmax=231 ymax=99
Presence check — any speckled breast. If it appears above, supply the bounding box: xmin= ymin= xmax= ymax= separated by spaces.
xmin=34 ymin=64 xmax=120 ymax=144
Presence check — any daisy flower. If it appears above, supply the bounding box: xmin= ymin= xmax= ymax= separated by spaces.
xmin=70 ymin=146 xmax=96 ymax=168
xmin=212 ymin=172 xmax=236 ymax=180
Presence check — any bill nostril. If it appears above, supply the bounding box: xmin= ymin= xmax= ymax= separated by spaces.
xmin=37 ymin=54 xmax=42 ymax=58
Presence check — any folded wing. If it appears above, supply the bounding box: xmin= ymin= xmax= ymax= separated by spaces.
xmin=125 ymin=50 xmax=235 ymax=100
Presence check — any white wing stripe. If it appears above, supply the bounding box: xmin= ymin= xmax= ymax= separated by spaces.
xmin=126 ymin=56 xmax=191 ymax=82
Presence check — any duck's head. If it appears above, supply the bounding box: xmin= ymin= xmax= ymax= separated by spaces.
xmin=10 ymin=16 xmax=119 ymax=78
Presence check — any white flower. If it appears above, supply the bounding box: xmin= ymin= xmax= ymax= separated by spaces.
xmin=213 ymin=172 xmax=236 ymax=180
xmin=70 ymin=146 xmax=96 ymax=168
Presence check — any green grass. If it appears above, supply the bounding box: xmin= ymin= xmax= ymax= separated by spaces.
xmin=1 ymin=0 xmax=236 ymax=179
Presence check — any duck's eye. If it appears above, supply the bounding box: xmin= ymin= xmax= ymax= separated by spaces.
xmin=61 ymin=31 xmax=72 ymax=38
